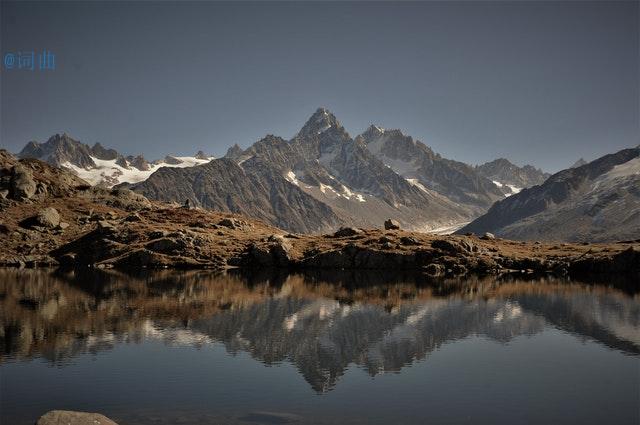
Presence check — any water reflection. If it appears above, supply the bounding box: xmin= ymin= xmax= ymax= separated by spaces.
xmin=0 ymin=269 xmax=638 ymax=392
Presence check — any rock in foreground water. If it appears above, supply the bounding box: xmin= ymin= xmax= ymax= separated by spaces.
xmin=36 ymin=410 xmax=118 ymax=425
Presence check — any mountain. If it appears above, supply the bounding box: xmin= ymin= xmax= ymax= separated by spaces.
xmin=18 ymin=133 xmax=214 ymax=186
xmin=16 ymin=108 xmax=550 ymax=234
xmin=476 ymin=158 xmax=550 ymax=196
xmin=458 ymin=147 xmax=640 ymax=242
xmin=127 ymin=108 xmax=473 ymax=233
xmin=357 ymin=125 xmax=506 ymax=214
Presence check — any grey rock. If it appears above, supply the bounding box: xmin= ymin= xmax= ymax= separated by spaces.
xmin=481 ymin=232 xmax=496 ymax=240
xmin=36 ymin=207 xmax=61 ymax=228
xmin=10 ymin=165 xmax=37 ymax=200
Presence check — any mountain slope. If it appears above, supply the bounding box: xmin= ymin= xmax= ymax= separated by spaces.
xmin=125 ymin=154 xmax=342 ymax=233
xmin=458 ymin=147 xmax=640 ymax=242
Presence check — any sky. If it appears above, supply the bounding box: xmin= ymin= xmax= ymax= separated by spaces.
xmin=1 ymin=1 xmax=638 ymax=172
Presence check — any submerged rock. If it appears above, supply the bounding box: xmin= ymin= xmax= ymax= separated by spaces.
xmin=36 ymin=410 xmax=118 ymax=425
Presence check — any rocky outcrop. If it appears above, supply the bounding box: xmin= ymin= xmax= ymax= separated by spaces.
xmin=384 ymin=219 xmax=400 ymax=230
xmin=9 ymin=164 xmax=37 ymax=200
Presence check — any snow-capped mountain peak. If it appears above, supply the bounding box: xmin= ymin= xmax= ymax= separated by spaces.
xmin=18 ymin=134 xmax=214 ymax=187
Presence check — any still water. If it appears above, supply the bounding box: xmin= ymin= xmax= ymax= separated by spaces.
xmin=1 ymin=269 xmax=638 ymax=424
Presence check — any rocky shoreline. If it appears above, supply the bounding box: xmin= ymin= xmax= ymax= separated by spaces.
xmin=2 ymin=150 xmax=639 ymax=279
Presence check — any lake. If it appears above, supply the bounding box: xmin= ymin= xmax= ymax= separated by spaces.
xmin=1 ymin=269 xmax=638 ymax=424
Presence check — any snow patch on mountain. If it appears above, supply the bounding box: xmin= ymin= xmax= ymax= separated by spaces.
xmin=285 ymin=170 xmax=300 ymax=186
xmin=492 ymin=180 xmax=521 ymax=197
xmin=406 ymin=178 xmax=430 ymax=193
xmin=63 ymin=155 xmax=213 ymax=186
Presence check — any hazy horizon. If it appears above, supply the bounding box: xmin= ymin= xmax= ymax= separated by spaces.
xmin=1 ymin=1 xmax=638 ymax=172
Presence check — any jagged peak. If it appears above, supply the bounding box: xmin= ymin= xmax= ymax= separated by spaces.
xmin=487 ymin=158 xmax=514 ymax=166
xmin=298 ymin=107 xmax=341 ymax=138
xmin=225 ymin=143 xmax=244 ymax=159
xmin=44 ymin=132 xmax=80 ymax=145
xmin=360 ymin=125 xmax=412 ymax=143
xmin=570 ymin=158 xmax=587 ymax=168
xmin=361 ymin=124 xmax=385 ymax=139
xmin=194 ymin=150 xmax=209 ymax=160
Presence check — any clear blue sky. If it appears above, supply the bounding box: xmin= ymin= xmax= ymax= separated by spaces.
xmin=1 ymin=1 xmax=638 ymax=172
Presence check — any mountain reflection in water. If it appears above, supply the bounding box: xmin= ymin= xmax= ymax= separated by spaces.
xmin=1 ymin=269 xmax=638 ymax=394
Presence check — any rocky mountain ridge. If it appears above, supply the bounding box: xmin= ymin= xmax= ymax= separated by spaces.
xmin=15 ymin=108 xmax=550 ymax=233
xmin=128 ymin=108 xmax=549 ymax=232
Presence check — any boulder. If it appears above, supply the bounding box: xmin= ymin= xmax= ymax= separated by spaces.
xmin=125 ymin=213 xmax=142 ymax=222
xmin=481 ymin=232 xmax=496 ymax=240
xmin=384 ymin=219 xmax=401 ymax=230
xmin=424 ymin=263 xmax=445 ymax=276
xmin=451 ymin=263 xmax=468 ymax=275
xmin=245 ymin=239 xmax=292 ymax=267
xmin=333 ymin=227 xmax=362 ymax=237
xmin=218 ymin=218 xmax=240 ymax=229
xmin=149 ymin=230 xmax=169 ymax=239
xmin=146 ymin=237 xmax=187 ymax=254
xmin=36 ymin=410 xmax=118 ymax=425
xmin=431 ymin=239 xmax=461 ymax=254
xmin=36 ymin=207 xmax=61 ymax=228
xmin=400 ymin=236 xmax=420 ymax=246
xmin=10 ymin=164 xmax=36 ymax=200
